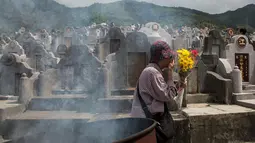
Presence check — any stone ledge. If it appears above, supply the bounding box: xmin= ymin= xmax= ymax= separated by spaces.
xmin=186 ymin=93 xmax=212 ymax=104
xmin=94 ymin=96 xmax=133 ymax=113
xmin=233 ymin=93 xmax=255 ymax=101
xmin=182 ymin=103 xmax=255 ymax=128
xmin=236 ymin=99 xmax=255 ymax=110
xmin=111 ymin=89 xmax=135 ymax=96
xmin=243 ymin=84 xmax=255 ymax=90
xmin=0 ymin=96 xmax=18 ymax=101
xmin=28 ymin=95 xmax=91 ymax=111
xmin=0 ymin=100 xmax=25 ymax=121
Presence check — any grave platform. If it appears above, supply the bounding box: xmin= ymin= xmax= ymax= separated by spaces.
xmin=28 ymin=95 xmax=91 ymax=111
xmin=182 ymin=103 xmax=255 ymax=142
xmin=0 ymin=100 xmax=25 ymax=121
xmin=235 ymin=99 xmax=255 ymax=110
xmin=111 ymin=88 xmax=135 ymax=96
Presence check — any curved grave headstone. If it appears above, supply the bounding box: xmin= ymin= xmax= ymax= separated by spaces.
xmin=125 ymin=32 xmax=150 ymax=87
xmin=225 ymin=35 xmax=255 ymax=82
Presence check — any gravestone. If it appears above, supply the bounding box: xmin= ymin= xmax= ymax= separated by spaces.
xmin=35 ymin=29 xmax=52 ymax=52
xmin=3 ymin=40 xmax=26 ymax=60
xmin=139 ymin=22 xmax=164 ymax=44
xmin=0 ymin=53 xmax=33 ymax=96
xmin=173 ymin=35 xmax=188 ymax=50
xmin=63 ymin=27 xmax=75 ymax=48
xmin=107 ymin=27 xmax=126 ymax=54
xmin=99 ymin=26 xmax=126 ymax=62
xmin=125 ymin=32 xmax=150 ymax=87
xmin=0 ymin=38 xmax=7 ymax=55
xmin=203 ymin=30 xmax=226 ymax=58
xmin=20 ymin=32 xmax=37 ymax=57
xmin=27 ymin=43 xmax=59 ymax=72
xmin=225 ymin=35 xmax=255 ymax=82
xmin=15 ymin=27 xmax=26 ymax=44
xmin=54 ymin=45 xmax=103 ymax=95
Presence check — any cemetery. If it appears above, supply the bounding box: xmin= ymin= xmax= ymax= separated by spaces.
xmin=0 ymin=22 xmax=255 ymax=143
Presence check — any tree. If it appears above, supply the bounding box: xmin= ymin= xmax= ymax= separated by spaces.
xmin=89 ymin=12 xmax=107 ymax=24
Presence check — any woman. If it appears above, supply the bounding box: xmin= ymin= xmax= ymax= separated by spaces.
xmin=131 ymin=40 xmax=186 ymax=120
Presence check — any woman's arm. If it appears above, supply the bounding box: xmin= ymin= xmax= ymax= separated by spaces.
xmin=149 ymin=72 xmax=178 ymax=102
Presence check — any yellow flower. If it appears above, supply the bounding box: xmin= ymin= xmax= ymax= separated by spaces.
xmin=177 ymin=48 xmax=196 ymax=73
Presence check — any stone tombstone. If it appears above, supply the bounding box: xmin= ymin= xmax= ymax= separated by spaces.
xmin=15 ymin=27 xmax=26 ymax=43
xmin=36 ymin=29 xmax=52 ymax=52
xmin=103 ymin=27 xmax=127 ymax=89
xmin=0 ymin=53 xmax=33 ymax=96
xmin=107 ymin=27 xmax=126 ymax=54
xmin=50 ymin=29 xmax=59 ymax=54
xmin=103 ymin=38 xmax=128 ymax=90
xmin=54 ymin=45 xmax=103 ymax=93
xmin=64 ymin=27 xmax=75 ymax=48
xmin=86 ymin=25 xmax=107 ymax=47
xmin=3 ymin=40 xmax=26 ymax=59
xmin=139 ymin=22 xmax=163 ymax=44
xmin=125 ymin=32 xmax=150 ymax=87
xmin=203 ymin=30 xmax=226 ymax=58
xmin=20 ymin=32 xmax=37 ymax=56
xmin=225 ymin=35 xmax=255 ymax=82
xmin=158 ymin=28 xmax=173 ymax=48
xmin=27 ymin=43 xmax=59 ymax=72
xmin=3 ymin=36 xmax=11 ymax=44
xmin=172 ymin=36 xmax=187 ymax=50
xmin=0 ymin=38 xmax=7 ymax=55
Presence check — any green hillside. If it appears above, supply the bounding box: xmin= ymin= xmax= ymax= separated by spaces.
xmin=0 ymin=0 xmax=254 ymax=33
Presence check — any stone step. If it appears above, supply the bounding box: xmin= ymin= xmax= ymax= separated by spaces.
xmin=0 ymin=100 xmax=25 ymax=121
xmin=186 ymin=93 xmax=212 ymax=104
xmin=243 ymin=90 xmax=255 ymax=93
xmin=96 ymin=94 xmax=211 ymax=113
xmin=28 ymin=95 xmax=92 ymax=112
xmin=182 ymin=103 xmax=255 ymax=142
xmin=111 ymin=88 xmax=135 ymax=96
xmin=0 ymin=96 xmax=18 ymax=101
xmin=28 ymin=93 xmax=211 ymax=113
xmin=243 ymin=84 xmax=255 ymax=90
xmin=235 ymin=99 xmax=255 ymax=110
xmin=52 ymin=90 xmax=87 ymax=95
xmin=94 ymin=96 xmax=133 ymax=113
xmin=233 ymin=93 xmax=255 ymax=101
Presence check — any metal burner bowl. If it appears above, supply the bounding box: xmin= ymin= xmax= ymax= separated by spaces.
xmin=8 ymin=118 xmax=158 ymax=143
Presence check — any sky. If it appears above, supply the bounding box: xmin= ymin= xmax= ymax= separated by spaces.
xmin=54 ymin=0 xmax=255 ymax=14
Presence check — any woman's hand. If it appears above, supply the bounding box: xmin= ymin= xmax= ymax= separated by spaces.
xmin=179 ymin=78 xmax=187 ymax=89
xmin=167 ymin=60 xmax=175 ymax=80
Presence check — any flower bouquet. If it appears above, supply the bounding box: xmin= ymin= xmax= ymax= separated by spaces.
xmin=174 ymin=48 xmax=198 ymax=109
xmin=177 ymin=49 xmax=198 ymax=85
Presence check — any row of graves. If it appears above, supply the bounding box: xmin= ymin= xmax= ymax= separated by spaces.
xmin=1 ymin=22 xmax=255 ymax=142
xmin=92 ymin=22 xmax=207 ymax=95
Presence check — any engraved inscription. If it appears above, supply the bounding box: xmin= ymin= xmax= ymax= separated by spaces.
xmin=235 ymin=53 xmax=249 ymax=82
